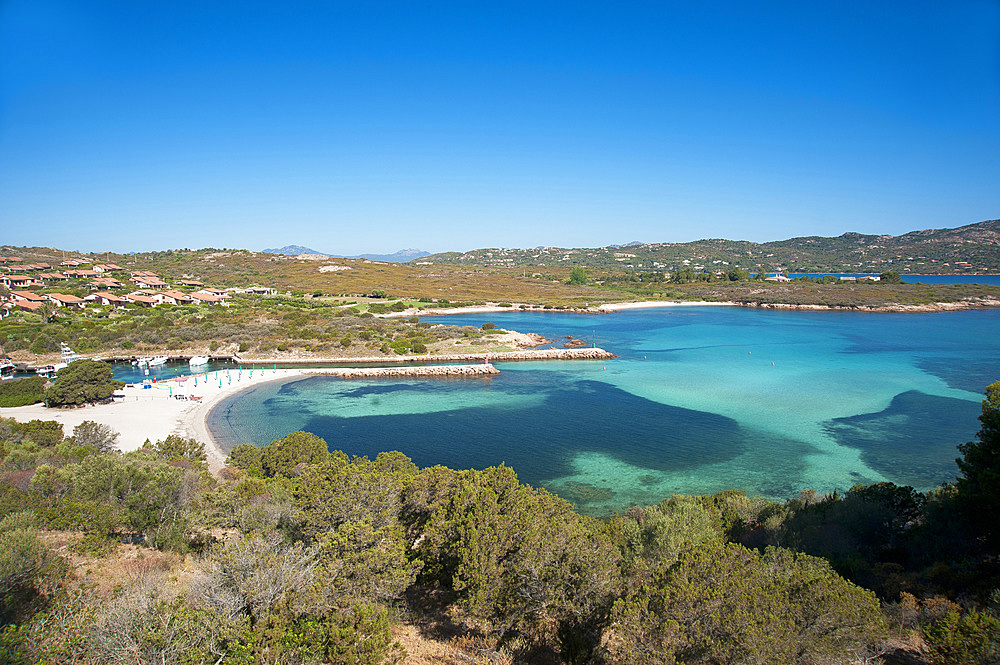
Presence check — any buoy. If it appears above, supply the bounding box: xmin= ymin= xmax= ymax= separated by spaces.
xmin=772 ymin=362 xmax=774 ymax=366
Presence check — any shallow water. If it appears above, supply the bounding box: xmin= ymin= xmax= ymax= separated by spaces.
xmin=208 ymin=307 xmax=1000 ymax=515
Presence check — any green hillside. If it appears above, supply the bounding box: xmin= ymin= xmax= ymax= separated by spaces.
xmin=420 ymin=218 xmax=1000 ymax=274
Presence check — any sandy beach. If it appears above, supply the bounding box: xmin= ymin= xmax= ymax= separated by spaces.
xmin=0 ymin=352 xmax=604 ymax=473
xmin=0 ymin=367 xmax=305 ymax=472
xmin=383 ymin=299 xmax=740 ymax=318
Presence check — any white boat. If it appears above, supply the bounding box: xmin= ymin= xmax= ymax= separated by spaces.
xmin=148 ymin=356 xmax=168 ymax=367
xmin=132 ymin=356 xmax=152 ymax=367
xmin=1 ymin=361 xmax=16 ymax=380
xmin=60 ymin=343 xmax=82 ymax=364
xmin=36 ymin=362 xmax=67 ymax=378
xmin=188 ymin=355 xmax=210 ymax=367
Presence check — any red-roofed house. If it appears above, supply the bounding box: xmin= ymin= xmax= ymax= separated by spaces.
xmin=86 ymin=292 xmax=129 ymax=308
xmin=155 ymin=290 xmax=195 ymax=305
xmin=1 ymin=275 xmax=35 ymax=289
xmin=131 ymin=276 xmax=168 ymax=289
xmin=16 ymin=300 xmax=43 ymax=312
xmin=126 ymin=294 xmax=157 ymax=307
xmin=38 ymin=272 xmax=68 ymax=281
xmin=46 ymin=293 xmax=86 ymax=309
xmin=60 ymin=259 xmax=84 ymax=267
xmin=179 ymin=280 xmax=205 ymax=287
xmin=188 ymin=292 xmax=222 ymax=305
xmin=90 ymin=277 xmax=123 ymax=289
xmin=9 ymin=291 xmax=47 ymax=303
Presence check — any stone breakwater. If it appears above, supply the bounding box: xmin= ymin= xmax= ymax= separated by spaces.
xmin=411 ymin=347 xmax=617 ymax=363
xmin=305 ymin=364 xmax=500 ymax=379
xmin=240 ymin=347 xmax=617 ymax=364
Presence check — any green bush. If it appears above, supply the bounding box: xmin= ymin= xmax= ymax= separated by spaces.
xmin=924 ymin=609 xmax=1000 ymax=665
xmin=44 ymin=360 xmax=124 ymax=407
xmin=0 ymin=377 xmax=46 ymax=407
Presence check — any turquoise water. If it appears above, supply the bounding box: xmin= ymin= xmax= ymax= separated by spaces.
xmin=208 ymin=307 xmax=1000 ymax=515
xmin=788 ymin=273 xmax=1000 ymax=285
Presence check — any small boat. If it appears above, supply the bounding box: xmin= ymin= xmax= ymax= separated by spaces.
xmin=148 ymin=356 xmax=168 ymax=367
xmin=1 ymin=361 xmax=16 ymax=380
xmin=35 ymin=362 xmax=67 ymax=378
xmin=188 ymin=355 xmax=210 ymax=367
xmin=60 ymin=342 xmax=83 ymax=364
xmin=132 ymin=356 xmax=152 ymax=367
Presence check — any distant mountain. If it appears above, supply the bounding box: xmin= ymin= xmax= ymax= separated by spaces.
xmin=356 ymin=248 xmax=431 ymax=263
xmin=420 ymin=219 xmax=1000 ymax=274
xmin=263 ymin=245 xmax=327 ymax=256
xmin=262 ymin=245 xmax=430 ymax=263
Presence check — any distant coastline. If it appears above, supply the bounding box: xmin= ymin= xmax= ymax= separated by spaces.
xmin=384 ymin=297 xmax=1000 ymax=318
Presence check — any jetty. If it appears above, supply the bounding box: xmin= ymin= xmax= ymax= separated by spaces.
xmin=17 ymin=347 xmax=616 ymax=374
xmin=234 ymin=347 xmax=617 ymax=365
xmin=302 ymin=364 xmax=499 ymax=379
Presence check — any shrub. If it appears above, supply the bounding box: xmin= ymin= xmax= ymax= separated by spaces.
xmin=924 ymin=609 xmax=1000 ymax=665
xmin=0 ymin=377 xmax=46 ymax=407
xmin=481 ymin=322 xmax=497 ymax=330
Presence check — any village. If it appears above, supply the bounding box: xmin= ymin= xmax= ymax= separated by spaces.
xmin=0 ymin=255 xmax=277 ymax=318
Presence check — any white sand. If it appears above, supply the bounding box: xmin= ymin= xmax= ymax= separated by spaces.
xmin=596 ymin=300 xmax=738 ymax=311
xmin=0 ymin=363 xmax=504 ymax=473
xmin=0 ymin=368 xmax=306 ymax=472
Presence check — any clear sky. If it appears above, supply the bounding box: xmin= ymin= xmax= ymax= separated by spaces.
xmin=1 ymin=1 xmax=998 ymax=255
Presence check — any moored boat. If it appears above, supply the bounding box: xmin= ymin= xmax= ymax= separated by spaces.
xmin=188 ymin=355 xmax=210 ymax=367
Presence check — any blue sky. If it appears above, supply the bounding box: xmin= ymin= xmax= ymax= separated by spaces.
xmin=1 ymin=1 xmax=998 ymax=255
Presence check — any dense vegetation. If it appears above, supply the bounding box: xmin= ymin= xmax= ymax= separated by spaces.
xmin=0 ymin=295 xmax=514 ymax=362
xmin=0 ymin=383 xmax=998 ymax=664
xmin=420 ymin=218 xmax=1000 ymax=274
xmin=0 ymin=376 xmax=45 ymax=407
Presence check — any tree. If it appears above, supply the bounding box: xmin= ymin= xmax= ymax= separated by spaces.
xmin=880 ymin=271 xmax=903 ymax=283
xmin=956 ymin=381 xmax=1000 ymax=553
xmin=147 ymin=435 xmax=206 ymax=465
xmin=261 ymin=431 xmax=329 ymax=478
xmin=610 ymin=541 xmax=886 ymax=665
xmin=419 ymin=466 xmax=622 ymax=652
xmin=0 ymin=512 xmax=65 ymax=626
xmin=568 ymin=266 xmax=588 ymax=285
xmin=67 ymin=421 xmax=119 ymax=453
xmin=43 ymin=360 xmax=123 ymax=407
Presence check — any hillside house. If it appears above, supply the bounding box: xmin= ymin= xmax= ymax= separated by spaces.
xmin=90 ymin=277 xmax=123 ymax=289
xmin=85 ymin=292 xmax=128 ymax=308
xmin=1 ymin=275 xmax=35 ymax=289
xmin=8 ymin=291 xmax=47 ymax=304
xmin=125 ymin=294 xmax=157 ymax=308
xmin=188 ymin=292 xmax=222 ymax=305
xmin=46 ymin=293 xmax=86 ymax=309
xmin=130 ymin=276 xmax=168 ymax=289
xmin=154 ymin=290 xmax=195 ymax=305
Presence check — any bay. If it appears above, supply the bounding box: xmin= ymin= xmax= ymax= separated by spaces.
xmin=208 ymin=307 xmax=1000 ymax=515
